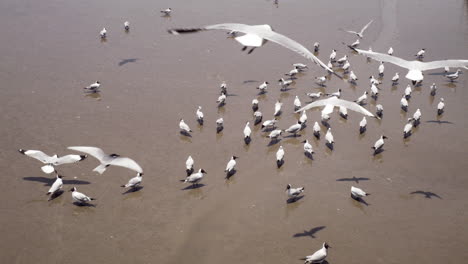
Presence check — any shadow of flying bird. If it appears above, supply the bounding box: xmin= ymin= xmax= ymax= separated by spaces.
xmin=410 ymin=191 xmax=442 ymax=199
xmin=293 ymin=226 xmax=326 ymax=238
xmin=118 ymin=58 xmax=139 ymax=66
xmin=336 ymin=177 xmax=370 ymax=183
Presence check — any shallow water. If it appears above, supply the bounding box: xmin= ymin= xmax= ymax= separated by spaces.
xmin=0 ymin=0 xmax=467 ymax=263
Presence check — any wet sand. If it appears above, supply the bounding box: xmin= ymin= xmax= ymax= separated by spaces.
xmin=1 ymin=0 xmax=468 ymax=263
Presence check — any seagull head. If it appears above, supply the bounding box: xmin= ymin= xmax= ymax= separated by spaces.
xmin=69 ymin=187 xmax=77 ymax=192
xmin=324 ymin=242 xmax=331 ymax=249
xmin=382 ymin=135 xmax=388 ymax=139
xmin=286 ymin=184 xmax=291 ymax=190
xmin=110 ymin=154 xmax=120 ymax=158
xmin=232 ymin=156 xmax=238 ymax=160
xmin=200 ymin=169 xmax=207 ymax=174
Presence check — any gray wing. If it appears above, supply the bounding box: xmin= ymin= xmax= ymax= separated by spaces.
xmin=20 ymin=149 xmax=52 ymax=164
xmin=354 ymin=48 xmax=413 ymax=69
xmin=111 ymin=157 xmax=143 ymax=173
xmin=297 ymin=97 xmax=376 ymax=118
xmin=359 ymin=20 xmax=373 ymax=35
xmin=68 ymin=146 xmax=106 ymax=163
xmin=54 ymin=154 xmax=87 ymax=166
xmin=419 ymin=59 xmax=468 ymax=71
xmin=169 ymin=23 xmax=333 ymax=72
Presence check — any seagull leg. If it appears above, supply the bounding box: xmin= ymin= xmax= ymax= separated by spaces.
xmin=248 ymin=47 xmax=256 ymax=54
xmin=242 ymin=46 xmax=247 ymax=51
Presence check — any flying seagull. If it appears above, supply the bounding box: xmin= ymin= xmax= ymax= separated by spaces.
xmin=168 ymin=23 xmax=333 ymax=72
xmin=18 ymin=149 xmax=87 ymax=174
xmin=353 ymin=48 xmax=468 ymax=85
xmin=296 ymin=96 xmax=378 ymax=119
xmin=344 ymin=20 xmax=373 ymax=38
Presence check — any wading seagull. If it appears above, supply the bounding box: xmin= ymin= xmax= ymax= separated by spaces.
xmin=225 ymin=156 xmax=238 ymax=174
xmin=392 ymin=72 xmax=399 ymax=84
xmin=257 ymin=81 xmax=268 ymax=93
xmin=100 ymin=28 xmax=107 ymax=39
xmin=372 ymin=135 xmax=387 ymax=153
xmin=168 ymin=23 xmax=333 ymax=72
xmin=325 ymin=128 xmax=334 ymax=145
xmin=388 ymin=47 xmax=393 ymax=56
xmin=220 ymin=81 xmax=227 ymax=94
xmin=326 ymin=89 xmax=342 ymax=98
xmin=306 ymin=92 xmax=323 ymax=100
xmin=217 ymin=92 xmax=227 ymax=105
xmin=244 ymin=122 xmax=251 ymax=142
xmin=313 ymin=122 xmax=321 ymax=138
xmin=161 ymin=8 xmax=172 ymax=16
xmin=359 ymin=117 xmax=367 ymax=134
xmin=293 ymin=63 xmax=308 ymax=71
xmin=344 ymin=20 xmax=373 ymax=38
xmin=371 ymin=83 xmax=379 ymax=97
xmin=278 ymin=78 xmax=293 ymax=90
xmin=18 ymin=149 xmax=87 ymax=174
xmin=315 ymin=76 xmax=327 ymax=86
xmin=369 ymin=75 xmax=381 ymax=85
xmin=216 ymin=117 xmax=224 ymax=133
xmin=84 ymin=81 xmax=101 ymax=92
xmin=254 ymin=111 xmax=263 ymax=125
xmin=404 ymin=85 xmax=412 ymax=99
xmin=329 ymin=49 xmax=337 ymax=62
xmin=121 ymin=173 xmax=143 ymax=188
xmin=47 ymin=174 xmax=63 ymax=200
xmin=294 ymin=96 xmax=302 ymax=111
xmin=304 ymin=242 xmax=330 ymax=264
xmin=430 ymin=83 xmax=437 ymax=96
xmin=268 ymin=129 xmax=283 ymax=139
xmin=286 ymin=184 xmax=305 ymax=200
xmin=378 ymin=62 xmax=385 ymax=75
xmin=181 ymin=169 xmax=207 ymax=187
xmin=299 ymin=110 xmax=307 ymax=124
xmin=400 ymin=96 xmax=409 ymax=111
xmin=302 ymin=140 xmax=314 ymax=155
xmin=285 ymin=68 xmax=299 ymax=78
xmin=285 ymin=121 xmax=302 ymax=136
xmin=314 ymin=42 xmax=320 ymax=52
xmin=67 ymin=146 xmax=143 ymax=174
xmin=446 ymin=69 xmax=462 ymax=82
xmin=342 ymin=60 xmax=350 ymax=72
xmin=196 ymin=106 xmax=204 ymax=125
xmin=124 ymin=21 xmax=130 ymax=31
xmin=186 ymin=156 xmax=194 ymax=176
xmin=274 ymin=100 xmax=283 ymax=116
xmin=354 ymin=91 xmax=368 ymax=105
xmin=445 ymin=66 xmax=450 ymax=73
xmin=297 ymin=96 xmax=378 ymax=119
xmin=252 ymin=99 xmax=259 ymax=111
xmin=276 ymin=146 xmax=284 ymax=168
xmin=376 ymin=104 xmax=383 ymax=118
xmin=337 ymin=55 xmax=348 ymax=64
xmin=415 ymin=48 xmax=425 ymax=58
xmin=70 ymin=187 xmax=95 ymax=204
xmin=179 ymin=119 xmax=192 ymax=133
xmin=351 ymin=186 xmax=370 ymax=199
xmin=412 ymin=109 xmax=421 ymax=123
xmin=349 ymin=71 xmax=358 ymax=83
xmin=437 ymin=98 xmax=445 ymax=115
xmin=262 ymin=118 xmax=277 ymax=129
xmin=354 ymin=48 xmax=468 ymax=85
xmin=403 ymin=118 xmax=414 ymax=138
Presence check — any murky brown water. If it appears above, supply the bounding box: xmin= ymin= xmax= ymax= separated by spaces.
xmin=1 ymin=0 xmax=467 ymax=263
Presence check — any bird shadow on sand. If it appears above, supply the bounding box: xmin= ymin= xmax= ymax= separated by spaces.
xmin=304 ymin=152 xmax=314 ymax=160
xmin=118 ymin=58 xmax=139 ymax=66
xmin=181 ymin=184 xmax=205 ymax=190
xmin=410 ymin=191 xmax=442 ymax=199
xmin=351 ymin=196 xmax=369 ymax=206
xmin=267 ymin=138 xmax=282 ymax=146
xmin=122 ymin=186 xmax=143 ymax=195
xmin=326 ymin=142 xmax=334 ymax=151
xmin=287 ymin=195 xmax=304 ymax=204
xmin=226 ymin=169 xmax=237 ymax=179
xmin=373 ymin=148 xmax=385 ymax=156
xmin=23 ymin=177 xmax=91 ymax=186
xmin=293 ymin=226 xmax=326 ymax=239
xmin=48 ymin=190 xmax=64 ymax=201
xmin=336 ymin=177 xmax=370 ymax=184
xmin=72 ymin=202 xmax=97 ymax=207
xmin=425 ymin=120 xmax=454 ymax=125
xmin=243 ymin=80 xmax=259 ymax=84
xmin=180 ymin=131 xmax=192 ymax=137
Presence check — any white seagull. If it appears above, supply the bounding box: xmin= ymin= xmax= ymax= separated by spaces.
xmin=168 ymin=23 xmax=333 ymax=72
xmin=278 ymin=78 xmax=293 ymax=90
xmin=286 ymin=184 xmax=305 ymax=200
xmin=297 ymin=96 xmax=377 ymax=119
xmin=179 ymin=119 xmax=192 ymax=133
xmin=329 ymin=49 xmax=337 ymax=61
xmin=437 ymin=98 xmax=445 ymax=115
xmin=216 ymin=117 xmax=224 ymax=133
xmin=121 ymin=173 xmax=143 ymax=188
xmin=342 ymin=60 xmax=351 ymax=72
xmin=372 ymin=135 xmax=387 ymax=153
xmin=313 ymin=122 xmax=321 ymax=138
xmin=268 ymin=129 xmax=283 ymax=139
xmin=304 ymin=242 xmax=330 ymax=264
xmin=404 ymin=85 xmax=412 ymax=99
xmin=326 ymin=89 xmax=342 ymax=98
xmin=100 ymin=28 xmax=107 ymax=38
xmin=220 ymin=81 xmax=227 ymax=94
xmin=359 ymin=117 xmax=367 ymax=133
xmin=354 ymin=48 xmax=468 ymax=84
xmin=349 ymin=71 xmax=358 ymax=83
xmin=350 ymin=39 xmax=360 ymax=48
xmin=376 ymin=104 xmax=383 ymax=118
xmin=354 ymin=91 xmax=368 ymax=105
xmin=18 ymin=149 xmax=87 ymax=174
xmin=446 ymin=69 xmax=462 ymax=82
xmin=293 ymin=63 xmax=308 ymax=71
xmin=84 ymin=81 xmax=101 ymax=92
xmin=276 ymin=146 xmax=285 ymax=168
xmin=257 ymin=81 xmax=268 ymax=93
xmin=186 ymin=156 xmax=194 ymax=176
xmin=313 ymin=42 xmax=320 ymax=52
xmin=70 ymin=187 xmax=95 ymax=204
xmin=315 ymin=76 xmax=327 ymax=86
xmin=262 ymin=118 xmax=277 ymax=129
xmin=252 ymin=99 xmax=259 ymax=111
xmin=161 ymin=8 xmax=172 ymax=16
xmin=325 ymin=128 xmax=334 ymax=145
xmin=371 ymin=83 xmax=379 ymax=97
xmin=124 ymin=21 xmax=130 ymax=31
xmin=181 ymin=169 xmax=207 ymax=186
xmin=67 ymin=146 xmax=143 ymax=174
xmin=337 ymin=55 xmax=348 ymax=64
xmin=351 ymin=186 xmax=370 ymax=199
xmin=47 ymin=174 xmax=63 ymax=200
xmin=400 ymin=96 xmax=409 ymax=111
xmin=415 ymin=48 xmax=425 ymax=58
xmin=217 ymin=92 xmax=227 ymax=105
xmin=285 ymin=121 xmax=302 ymax=136
xmin=339 ymin=106 xmax=348 ymax=119
xmin=413 ymin=109 xmax=421 ymax=123
xmin=254 ymin=111 xmax=263 ymax=125
xmin=294 ymin=96 xmax=302 ymax=111
xmin=378 ymin=62 xmax=385 ymax=75
xmin=430 ymin=83 xmax=437 ymax=96
xmin=387 ymin=47 xmax=394 ymax=56
xmin=225 ymin=156 xmax=238 ymax=173
xmin=299 ymin=110 xmax=308 ymax=124
xmin=244 ymin=122 xmax=252 ymax=140
xmin=196 ymin=106 xmax=204 ymax=124
xmin=306 ymin=92 xmax=323 ymax=100
xmin=274 ymin=100 xmax=283 ymax=116
xmin=302 ymin=140 xmax=314 ymax=155
xmin=403 ymin=118 xmax=414 ymax=138
xmin=344 ymin=20 xmax=373 ymax=38
xmin=391 ymin=72 xmax=399 ymax=84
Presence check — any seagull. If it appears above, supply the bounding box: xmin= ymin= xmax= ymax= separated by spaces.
xmin=161 ymin=8 xmax=172 ymax=16
xmin=70 ymin=187 xmax=95 ymax=204
xmin=220 ymin=81 xmax=227 ymax=94
xmin=18 ymin=149 xmax=87 ymax=174
xmin=342 ymin=60 xmax=351 ymax=72
xmin=293 ymin=63 xmax=308 ymax=71
xmin=225 ymin=156 xmax=238 ymax=173
xmin=302 ymin=140 xmax=314 ymax=155
xmin=100 ymin=28 xmax=107 ymax=39
xmin=285 ymin=121 xmax=302 ymax=137
xmin=378 ymin=62 xmax=385 ymax=75
xmin=216 ymin=117 xmax=224 ymax=133
xmin=262 ymin=118 xmax=277 ymax=129
xmin=196 ymin=106 xmax=204 ymax=125
xmin=313 ymin=122 xmax=321 ymax=138
xmin=350 ymin=39 xmax=360 ymax=48
xmin=329 ymin=49 xmax=337 ymax=62
xmin=276 ymin=146 xmax=284 ymax=168
xmin=252 ymin=99 xmax=259 ymax=111
xmin=404 ymin=85 xmax=412 ymax=99
xmin=326 ymin=89 xmax=342 ymax=98
xmin=371 ymin=83 xmax=379 ymax=97
xmin=369 ymin=75 xmax=381 ymax=85
xmin=437 ymin=98 xmax=445 ymax=115
xmin=354 ymin=48 xmax=468 ymax=85
xmin=168 ymin=23 xmax=333 ymax=72
xmin=313 ymin=42 xmax=320 ymax=52
xmin=315 ymin=76 xmax=327 ymax=86
xmin=285 ymin=68 xmax=299 ymax=78
xmin=412 ymin=108 xmax=421 ymax=124
xmin=359 ymin=117 xmax=367 ymax=134
xmin=391 ymin=72 xmax=399 ymax=84
xmin=254 ymin=111 xmax=263 ymax=125
xmin=299 ymin=110 xmax=307 ymax=124
xmin=349 ymin=71 xmax=358 ymax=83
xmin=121 ymin=173 xmax=143 ymax=188
xmin=344 ymin=20 xmax=373 ymax=38
xmin=354 ymin=91 xmax=368 ymax=105
xmin=268 ymin=129 xmax=283 ymax=139
xmin=306 ymin=92 xmax=323 ymax=100
xmin=430 ymin=83 xmax=437 ymax=96
xmin=244 ymin=122 xmax=252 ymax=141
xmin=274 ymin=100 xmax=283 ymax=116
xmin=304 ymin=242 xmax=330 ymax=264
xmin=278 ymin=78 xmax=293 ymax=90
xmin=297 ymin=96 xmax=377 ymax=119
xmin=376 ymin=104 xmax=383 ymax=118
xmin=444 ymin=66 xmax=450 ymax=73
xmin=415 ymin=48 xmax=425 ymax=58
xmin=337 ymin=55 xmax=348 ymax=64
xmin=47 ymin=174 xmax=63 ymax=200
xmin=84 ymin=81 xmax=101 ymax=92
xmin=372 ymin=135 xmax=387 ymax=153
xmin=179 ymin=119 xmax=192 ymax=133
xmin=124 ymin=21 xmax=130 ymax=31
xmin=294 ymin=96 xmax=302 ymax=111
xmin=67 ymin=146 xmax=143 ymax=174
xmin=257 ymin=81 xmax=268 ymax=93
xmin=186 ymin=156 xmax=194 ymax=176
xmin=181 ymin=169 xmax=207 ymax=187
xmin=400 ymin=96 xmax=409 ymax=111
xmin=339 ymin=106 xmax=348 ymax=119
xmin=351 ymin=186 xmax=370 ymax=199
xmin=446 ymin=69 xmax=462 ymax=82
xmin=217 ymin=92 xmax=227 ymax=105
xmin=387 ymin=47 xmax=394 ymax=56
xmin=327 ymin=60 xmax=333 ymax=69
xmin=286 ymin=184 xmax=305 ymax=200
xmin=325 ymin=128 xmax=334 ymax=145
xmin=403 ymin=118 xmax=414 ymax=138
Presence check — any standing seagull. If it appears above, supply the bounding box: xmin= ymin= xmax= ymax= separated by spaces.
xmin=344 ymin=20 xmax=373 ymax=38
xmin=196 ymin=106 xmax=204 ymax=125
xmin=47 ymin=174 xmax=64 ymax=200
xmin=325 ymin=128 xmax=334 ymax=145
xmin=437 ymin=98 xmax=445 ymax=115
xmin=354 ymin=91 xmax=368 ymax=105
xmin=124 ymin=21 xmax=130 ymax=31
xmin=446 ymin=69 xmax=462 ymax=82
xmin=351 ymin=186 xmax=370 ymax=199
xmin=100 ymin=28 xmax=107 ymax=39
xmin=168 ymin=23 xmax=333 ymax=72
xmin=179 ymin=119 xmax=192 ymax=134
xmin=121 ymin=173 xmax=143 ymax=189
xmin=359 ymin=117 xmax=367 ymax=134
xmin=225 ymin=156 xmax=238 ymax=176
xmin=220 ymin=81 xmax=227 ymax=94
xmin=415 ymin=48 xmax=425 ymax=58
xmin=302 ymin=140 xmax=314 ymax=157
xmin=254 ymin=111 xmax=263 ymax=125
xmin=216 ymin=117 xmax=224 ymax=133
xmin=403 ymin=118 xmax=414 ymax=138
xmin=84 ymin=81 xmax=101 ymax=92
xmin=181 ymin=169 xmax=207 ymax=187
xmin=329 ymin=49 xmax=337 ymax=62
xmin=391 ymin=72 xmax=399 ymax=85
xmin=412 ymin=109 xmax=422 ymax=125
xmin=378 ymin=62 xmax=385 ymax=76
xmin=217 ymin=92 xmax=227 ymax=105
xmin=252 ymin=99 xmax=259 ymax=111
xmin=294 ymin=96 xmax=302 ymax=111
xmin=404 ymin=85 xmax=412 ymax=99
xmin=304 ymin=242 xmax=331 ymax=264
xmin=286 ymin=184 xmax=305 ymax=201
xmin=313 ymin=42 xmax=320 ymax=52
xmin=313 ymin=122 xmax=321 ymax=139
xmin=278 ymin=78 xmax=293 ymax=90
xmin=70 ymin=187 xmax=95 ymax=204
xmin=67 ymin=146 xmax=143 ymax=174
xmin=244 ymin=122 xmax=252 ymax=144
xmin=376 ymin=104 xmax=384 ymax=118
xmin=349 ymin=71 xmax=358 ymax=83
xmin=299 ymin=110 xmax=308 ymax=124
xmin=400 ymin=96 xmax=409 ymax=111
xmin=18 ymin=149 xmax=86 ymax=174
xmin=372 ymin=135 xmax=387 ymax=154
xmin=274 ymin=100 xmax=283 ymax=116
xmin=285 ymin=121 xmax=302 ymax=137
xmin=257 ymin=81 xmax=268 ymax=93
xmin=297 ymin=96 xmax=378 ymax=119
xmin=161 ymin=8 xmax=172 ymax=16
xmin=388 ymin=47 xmax=394 ymax=55
xmin=186 ymin=156 xmax=194 ymax=176
xmin=276 ymin=146 xmax=285 ymax=168
xmin=430 ymin=83 xmax=437 ymax=96
xmin=315 ymin=76 xmax=327 ymax=86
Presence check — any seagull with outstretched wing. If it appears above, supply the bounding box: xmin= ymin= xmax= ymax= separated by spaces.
xmin=296 ymin=96 xmax=378 ymax=119
xmin=344 ymin=20 xmax=373 ymax=38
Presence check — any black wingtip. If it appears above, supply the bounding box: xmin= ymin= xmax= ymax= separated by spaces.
xmin=168 ymin=28 xmax=203 ymax=35
xmin=18 ymin=149 xmax=26 ymax=154
xmin=120 ymin=185 xmax=125 ymax=188
xmin=80 ymin=155 xmax=87 ymax=160
xmin=179 ymin=179 xmax=186 ymax=182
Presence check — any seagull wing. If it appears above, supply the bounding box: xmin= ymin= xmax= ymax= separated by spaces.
xmin=298 ymin=97 xmax=376 ymax=118
xmin=419 ymin=59 xmax=468 ymax=71
xmin=359 ymin=20 xmax=373 ymax=35
xmin=345 ymin=30 xmax=359 ymax=35
xmin=54 ymin=154 xmax=86 ymax=166
xmin=67 ymin=146 xmax=106 ymax=163
xmin=354 ymin=48 xmax=412 ymax=69
xmin=169 ymin=23 xmax=333 ymax=72
xmin=20 ymin=149 xmax=53 ymax=164
xmin=110 ymin=157 xmax=143 ymax=173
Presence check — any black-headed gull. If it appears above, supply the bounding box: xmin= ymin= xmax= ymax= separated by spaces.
xmin=18 ymin=149 xmax=87 ymax=174
xmin=372 ymin=135 xmax=387 ymax=153
xmin=121 ymin=173 xmax=143 ymax=188
xmin=70 ymin=187 xmax=95 ymax=204
xmin=161 ymin=8 xmax=172 ymax=16
xmin=124 ymin=21 xmax=130 ymax=31
xmin=100 ymin=28 xmax=107 ymax=39
xmin=344 ymin=20 xmax=373 ymax=38
xmin=351 ymin=186 xmax=370 ymax=199
xmin=286 ymin=184 xmax=304 ymax=200
xmin=437 ymin=98 xmax=445 ymax=115
xmin=257 ymin=81 xmax=268 ymax=93
xmin=186 ymin=156 xmax=194 ymax=176
xmin=84 ymin=81 xmax=101 ymax=92
xmin=181 ymin=169 xmax=207 ymax=187
xmin=446 ymin=69 xmax=462 ymax=82
xmin=179 ymin=119 xmax=192 ymax=133
xmin=276 ymin=146 xmax=284 ymax=168
xmin=47 ymin=174 xmax=63 ymax=200
xmin=304 ymin=242 xmax=330 ymax=264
